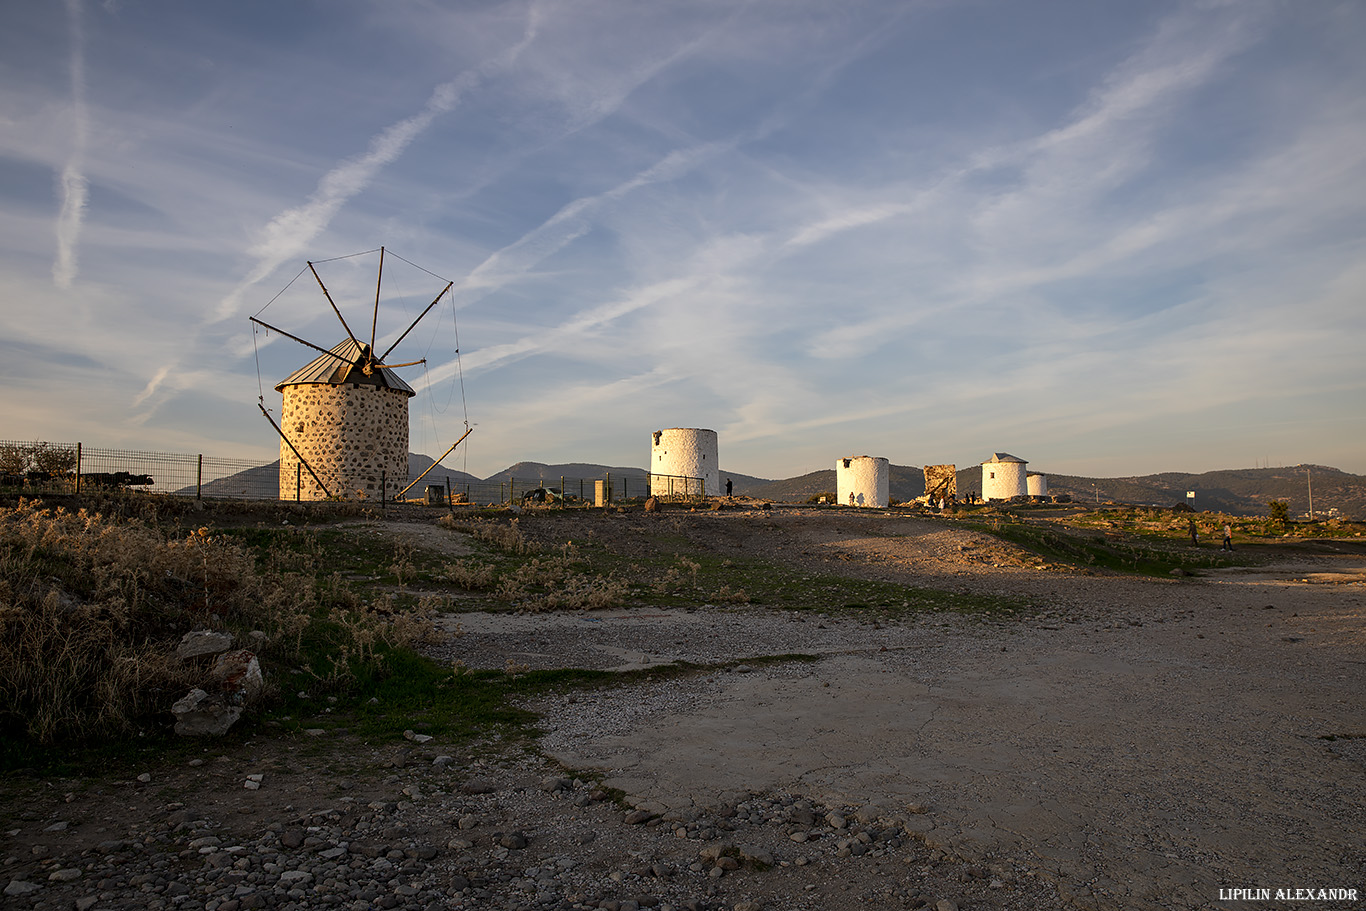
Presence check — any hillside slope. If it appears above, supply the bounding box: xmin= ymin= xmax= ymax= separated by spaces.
xmin=189 ymin=455 xmax=1365 ymax=518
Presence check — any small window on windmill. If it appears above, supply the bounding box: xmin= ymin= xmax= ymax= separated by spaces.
xmin=843 ymin=459 xmax=851 ymax=468
xmin=990 ymin=472 xmax=996 ymax=479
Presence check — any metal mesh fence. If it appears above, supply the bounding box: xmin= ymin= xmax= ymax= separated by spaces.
xmin=0 ymin=440 xmax=704 ymax=507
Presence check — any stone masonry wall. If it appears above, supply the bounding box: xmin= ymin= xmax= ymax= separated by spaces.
xmin=924 ymin=464 xmax=958 ymax=502
xmin=836 ymin=456 xmax=889 ymax=508
xmin=278 ymin=383 xmax=408 ymax=501
xmin=650 ymin=428 xmax=718 ymax=497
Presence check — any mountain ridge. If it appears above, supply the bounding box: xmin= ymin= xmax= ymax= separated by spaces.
xmin=192 ymin=457 xmax=1365 ymax=518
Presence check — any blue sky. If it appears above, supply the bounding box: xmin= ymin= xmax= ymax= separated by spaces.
xmin=3 ymin=0 xmax=1364 ymax=481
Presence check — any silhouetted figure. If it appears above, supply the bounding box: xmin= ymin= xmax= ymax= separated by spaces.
xmin=725 ymin=478 xmax=733 ymax=497
xmin=1222 ymin=524 xmax=1233 ymax=551
xmin=1189 ymin=519 xmax=1198 ymax=545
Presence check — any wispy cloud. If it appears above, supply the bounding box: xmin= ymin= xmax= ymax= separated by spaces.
xmin=971 ymin=2 xmax=1265 ymax=239
xmin=785 ymin=202 xmax=913 ymax=248
xmin=51 ymin=0 xmax=88 ymax=289
xmin=131 ymin=363 xmax=172 ymax=409
xmin=6 ymin=0 xmax=1364 ymax=478
xmin=213 ymin=76 xmax=475 ymax=320
xmin=453 ymin=141 xmax=732 ymax=301
xmin=214 ymin=6 xmax=548 ymax=321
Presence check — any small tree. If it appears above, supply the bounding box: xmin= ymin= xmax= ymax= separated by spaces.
xmin=0 ymin=442 xmax=31 ymax=475
xmin=1268 ymin=500 xmax=1290 ymax=530
xmin=30 ymin=442 xmax=76 ymax=476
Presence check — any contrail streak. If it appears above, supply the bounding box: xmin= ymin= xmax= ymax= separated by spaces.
xmin=52 ymin=0 xmax=88 ymax=290
xmin=215 ymin=2 xmax=545 ymax=320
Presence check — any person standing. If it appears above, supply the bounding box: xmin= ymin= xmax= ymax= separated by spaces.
xmin=725 ymin=478 xmax=733 ymax=497
xmin=1222 ymin=523 xmax=1233 ymax=551
xmin=1189 ymin=518 xmax=1198 ymax=545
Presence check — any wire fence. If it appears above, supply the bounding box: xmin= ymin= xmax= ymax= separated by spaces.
xmin=0 ymin=440 xmax=705 ymax=507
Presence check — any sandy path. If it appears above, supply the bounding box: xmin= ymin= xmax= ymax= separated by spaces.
xmin=447 ymin=519 xmax=1366 ymax=909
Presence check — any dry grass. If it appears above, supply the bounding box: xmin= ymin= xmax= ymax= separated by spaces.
xmin=438 ymin=514 xmax=536 ymax=554
xmin=0 ymin=499 xmax=441 ymax=747
xmin=440 ymin=559 xmax=499 ymax=590
xmin=436 ymin=515 xmax=628 ymax=610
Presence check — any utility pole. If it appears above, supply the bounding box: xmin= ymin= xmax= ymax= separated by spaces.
xmin=1306 ymin=465 xmax=1313 ymax=519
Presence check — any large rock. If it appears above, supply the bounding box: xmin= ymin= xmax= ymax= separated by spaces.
xmin=176 ymin=630 xmax=233 ymax=660
xmin=211 ymin=649 xmax=263 ymax=701
xmin=171 ymin=688 xmax=242 ymax=736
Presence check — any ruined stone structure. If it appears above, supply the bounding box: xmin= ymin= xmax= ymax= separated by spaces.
xmin=1027 ymin=472 xmax=1049 ymax=498
xmin=981 ymin=452 xmax=1028 ymax=501
xmin=651 ymin=428 xmax=719 ymax=496
xmin=924 ymin=464 xmax=958 ymax=503
xmin=276 ymin=339 xmax=414 ymax=501
xmin=837 ymin=455 xmax=889 ymax=508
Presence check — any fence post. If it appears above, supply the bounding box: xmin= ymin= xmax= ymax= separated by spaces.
xmin=74 ymin=443 xmax=82 ymax=495
xmin=381 ymin=471 xmax=386 ymax=511
xmin=560 ymin=476 xmax=565 ymax=509
xmin=296 ymin=464 xmax=301 ymax=501
xmin=196 ymin=454 xmax=203 ymax=500
xmin=511 ymin=478 xmax=515 ymax=504
xmin=606 ymin=472 xmax=611 ymax=505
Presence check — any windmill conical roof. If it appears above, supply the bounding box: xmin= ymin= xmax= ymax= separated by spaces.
xmin=275 ymin=339 xmax=416 ymax=396
xmin=983 ymin=452 xmax=1026 ymax=464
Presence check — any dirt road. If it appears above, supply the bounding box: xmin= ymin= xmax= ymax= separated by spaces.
xmin=452 ymin=509 xmax=1366 ymax=910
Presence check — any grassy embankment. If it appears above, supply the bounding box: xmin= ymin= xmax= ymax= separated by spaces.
xmin=2 ymin=498 xmax=882 ymax=774
xmin=958 ymin=502 xmax=1364 ymax=576
xmin=18 ymin=493 xmax=1351 ymax=774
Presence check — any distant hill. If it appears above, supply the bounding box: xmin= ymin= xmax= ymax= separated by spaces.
xmin=185 ymin=455 xmax=1365 ymax=518
xmin=1043 ymin=465 xmax=1364 ymax=519
xmin=484 ymin=462 xmax=648 ymax=484
xmin=750 ymin=465 xmax=926 ymax=503
xmin=406 ymin=453 xmax=480 ymax=487
xmin=192 ymin=462 xmax=278 ymax=499
xmin=749 ymin=463 xmax=1365 ymax=518
xmin=188 ymin=453 xmax=479 ymax=499
xmin=485 ymin=462 xmax=773 ymax=498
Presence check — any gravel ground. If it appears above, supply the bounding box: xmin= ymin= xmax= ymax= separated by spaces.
xmin=4 ymin=506 xmax=1364 ymax=911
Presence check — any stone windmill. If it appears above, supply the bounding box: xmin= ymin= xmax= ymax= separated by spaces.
xmin=251 ymin=248 xmax=469 ymax=501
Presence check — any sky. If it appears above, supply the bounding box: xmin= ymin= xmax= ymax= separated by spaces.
xmin=3 ymin=0 xmax=1365 ymax=482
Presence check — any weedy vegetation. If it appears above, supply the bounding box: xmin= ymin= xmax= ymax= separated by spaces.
xmin=20 ymin=491 xmax=1338 ymax=774
xmin=435 ymin=511 xmax=1030 ymax=618
xmin=0 ymin=498 xmax=445 ymax=771
xmin=0 ymin=497 xmax=838 ymax=775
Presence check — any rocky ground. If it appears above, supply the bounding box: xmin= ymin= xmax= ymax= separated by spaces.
xmin=4 ymin=505 xmax=1365 ymax=911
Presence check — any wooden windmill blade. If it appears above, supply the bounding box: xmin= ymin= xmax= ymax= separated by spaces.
xmin=370 ymin=246 xmax=384 ymax=364
xmin=378 ymin=280 xmax=454 ymax=363
xmin=308 ymin=260 xmax=364 ymax=355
